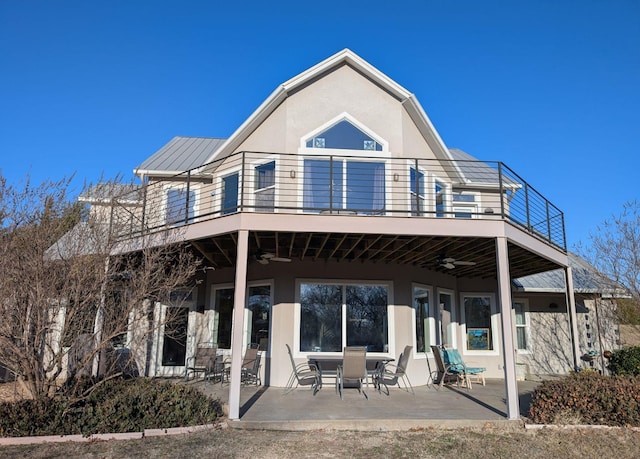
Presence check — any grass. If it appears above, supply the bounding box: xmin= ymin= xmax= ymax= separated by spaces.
xmin=1 ymin=426 xmax=640 ymax=458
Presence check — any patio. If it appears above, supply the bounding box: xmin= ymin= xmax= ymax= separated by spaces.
xmin=184 ymin=378 xmax=540 ymax=430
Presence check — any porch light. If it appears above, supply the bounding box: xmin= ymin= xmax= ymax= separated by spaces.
xmin=393 ymin=173 xmax=399 ymax=182
xmin=290 ymin=170 xmax=296 ymax=179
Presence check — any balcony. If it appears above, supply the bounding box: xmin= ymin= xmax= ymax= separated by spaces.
xmin=110 ymin=151 xmax=566 ymax=252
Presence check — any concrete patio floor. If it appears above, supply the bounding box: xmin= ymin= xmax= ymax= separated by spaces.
xmin=184 ymin=378 xmax=540 ymax=431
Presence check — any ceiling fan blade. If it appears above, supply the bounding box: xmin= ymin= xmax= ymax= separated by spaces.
xmin=257 ymin=257 xmax=269 ymax=265
xmin=270 ymin=257 xmax=291 ymax=263
xmin=454 ymin=261 xmax=477 ymax=266
xmin=442 ymin=262 xmax=456 ymax=269
xmin=442 ymin=257 xmax=456 ymax=264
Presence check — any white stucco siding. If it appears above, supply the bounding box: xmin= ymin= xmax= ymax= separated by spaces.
xmin=234 ymin=65 xmax=439 ymax=161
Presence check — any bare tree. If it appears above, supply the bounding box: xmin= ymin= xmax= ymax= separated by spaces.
xmin=0 ymin=174 xmax=199 ymax=399
xmin=580 ymin=200 xmax=640 ymax=324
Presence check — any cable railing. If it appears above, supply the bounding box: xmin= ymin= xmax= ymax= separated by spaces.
xmin=108 ymin=151 xmax=566 ymax=251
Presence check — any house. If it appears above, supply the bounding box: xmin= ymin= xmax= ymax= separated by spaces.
xmin=70 ymin=49 xmax=594 ymax=421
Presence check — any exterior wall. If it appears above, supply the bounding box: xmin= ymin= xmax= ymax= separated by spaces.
xmin=511 ymin=293 xmax=621 ymax=378
xmin=195 ymin=259 xmax=518 ymax=388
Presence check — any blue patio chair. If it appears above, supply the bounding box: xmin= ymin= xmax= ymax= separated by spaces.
xmin=441 ymin=347 xmax=486 ymax=389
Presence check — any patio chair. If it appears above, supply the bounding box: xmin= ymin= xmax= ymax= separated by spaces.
xmin=441 ymin=347 xmax=486 ymax=389
xmin=284 ymin=344 xmax=321 ymax=395
xmin=184 ymin=346 xmax=217 ymax=382
xmin=430 ymin=345 xmax=465 ymax=388
xmin=374 ymin=345 xmax=414 ymax=395
xmin=336 ymin=346 xmax=368 ymax=400
xmin=240 ymin=347 xmax=262 ymax=386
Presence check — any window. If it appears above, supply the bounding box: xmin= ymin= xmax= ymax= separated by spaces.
xmin=438 ymin=290 xmax=455 ymax=347
xmin=221 ymin=173 xmax=239 ymax=215
xmin=413 ymin=285 xmax=434 ymax=353
xmin=410 ymin=167 xmax=426 ymax=216
xmin=165 ymin=188 xmax=196 ymax=225
xmin=435 ymin=179 xmax=448 ymax=217
xmin=254 ymin=161 xmax=275 ymax=212
xmin=306 ymin=120 xmax=382 ymax=151
xmin=247 ymin=285 xmax=271 ymax=351
xmin=462 ymin=295 xmax=495 ymax=352
xmin=452 ymin=192 xmax=477 ymax=219
xmin=513 ymin=300 xmax=530 ymax=352
xmin=299 ymin=282 xmax=388 ymax=353
xmin=303 ymin=159 xmax=385 ymax=214
xmin=213 ymin=288 xmax=234 ymax=349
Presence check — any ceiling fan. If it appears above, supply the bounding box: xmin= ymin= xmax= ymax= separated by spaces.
xmin=438 ymin=256 xmax=477 ymax=270
xmin=256 ymin=251 xmax=292 ymax=265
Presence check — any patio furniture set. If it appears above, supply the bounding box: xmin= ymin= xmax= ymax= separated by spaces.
xmin=184 ymin=346 xmax=262 ymax=386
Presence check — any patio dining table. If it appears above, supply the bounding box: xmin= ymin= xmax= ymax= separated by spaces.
xmin=308 ymin=355 xmax=394 ymax=389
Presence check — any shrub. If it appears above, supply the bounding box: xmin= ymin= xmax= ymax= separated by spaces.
xmin=607 ymin=346 xmax=640 ymax=376
xmin=0 ymin=378 xmax=223 ymax=437
xmin=528 ymin=371 xmax=640 ymax=426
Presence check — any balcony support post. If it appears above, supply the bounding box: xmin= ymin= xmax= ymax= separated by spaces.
xmin=228 ymin=229 xmax=249 ymax=420
xmin=565 ymin=266 xmax=581 ymax=371
xmin=496 ymin=236 xmax=519 ymax=420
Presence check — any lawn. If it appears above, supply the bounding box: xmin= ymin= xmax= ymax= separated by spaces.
xmin=1 ymin=426 xmax=639 ymax=458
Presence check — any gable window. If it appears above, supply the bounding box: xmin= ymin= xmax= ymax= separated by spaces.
xmin=306 ymin=120 xmax=382 ymax=151
xmin=165 ymin=188 xmax=196 ymax=225
xmin=299 ymin=282 xmax=389 ymax=353
xmin=221 ymin=172 xmax=239 ymax=215
xmin=303 ymin=159 xmax=385 ymax=215
xmin=461 ymin=294 xmax=497 ymax=353
xmin=254 ymin=161 xmax=275 ymax=212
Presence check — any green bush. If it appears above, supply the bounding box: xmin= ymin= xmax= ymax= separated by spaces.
xmin=529 ymin=371 xmax=640 ymax=426
xmin=607 ymin=346 xmax=640 ymax=376
xmin=0 ymin=378 xmax=223 ymax=437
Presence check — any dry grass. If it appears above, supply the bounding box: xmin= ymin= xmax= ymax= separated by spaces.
xmin=1 ymin=426 xmax=640 ymax=458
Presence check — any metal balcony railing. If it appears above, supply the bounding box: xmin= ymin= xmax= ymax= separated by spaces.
xmin=108 ymin=151 xmax=566 ymax=251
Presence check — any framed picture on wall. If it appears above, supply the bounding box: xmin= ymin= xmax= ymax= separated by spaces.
xmin=467 ymin=328 xmax=490 ymax=350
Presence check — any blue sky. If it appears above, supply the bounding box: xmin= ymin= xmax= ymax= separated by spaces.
xmin=1 ymin=1 xmax=638 ymax=249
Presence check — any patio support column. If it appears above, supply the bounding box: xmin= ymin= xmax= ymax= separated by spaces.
xmin=228 ymin=229 xmax=249 ymax=420
xmin=564 ymin=266 xmax=581 ymax=371
xmin=496 ymin=237 xmax=519 ymax=420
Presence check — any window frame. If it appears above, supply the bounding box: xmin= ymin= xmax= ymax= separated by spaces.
xmin=251 ymin=158 xmax=277 ymax=213
xmin=460 ymin=293 xmax=499 ymax=356
xmin=163 ymin=184 xmax=199 ymax=226
xmin=299 ymin=112 xmax=389 ymax=157
xmin=293 ymin=279 xmax=394 ymax=358
xmin=432 ymin=175 xmax=451 ymax=218
xmin=437 ymin=288 xmax=456 ymax=348
xmin=411 ymin=283 xmax=435 ymax=358
xmin=217 ymin=167 xmax=241 ymax=215
xmin=452 ymin=191 xmax=480 ymax=219
xmin=210 ymin=283 xmax=235 ymax=351
xmin=513 ymin=298 xmax=531 ymax=354
xmin=245 ymin=280 xmax=274 ymax=356
xmin=298 ymin=156 xmax=389 ymax=215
